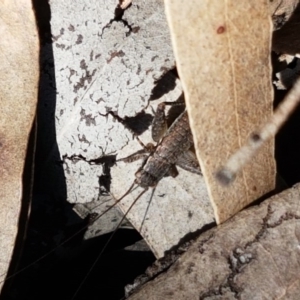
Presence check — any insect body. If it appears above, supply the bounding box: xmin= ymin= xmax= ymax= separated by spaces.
xmin=109 ymin=99 xmax=208 ymax=255
xmin=135 ymin=110 xmax=200 ymax=188
xmin=123 ymin=101 xmax=201 ymax=191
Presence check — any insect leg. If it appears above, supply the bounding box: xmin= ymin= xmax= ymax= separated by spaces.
xmin=151 ymin=94 xmax=186 ymax=143
xmin=152 ymin=102 xmax=168 ymax=142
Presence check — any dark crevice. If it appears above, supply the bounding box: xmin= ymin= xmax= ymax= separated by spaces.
xmin=167 ymin=222 xmax=216 ymax=256
xmin=245 ymin=204 xmax=273 ymax=247
xmin=200 ymin=206 xmax=273 ymax=298
xmin=126 ymin=223 xmax=216 ymax=297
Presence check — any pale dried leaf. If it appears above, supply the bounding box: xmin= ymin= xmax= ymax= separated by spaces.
xmin=128 ymin=183 xmax=300 ymax=299
xmin=165 ymin=0 xmax=276 ymax=223
xmin=0 ymin=0 xmax=39 ymax=292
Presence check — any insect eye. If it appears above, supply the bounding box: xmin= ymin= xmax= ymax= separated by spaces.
xmin=135 ymin=170 xmax=142 ymax=178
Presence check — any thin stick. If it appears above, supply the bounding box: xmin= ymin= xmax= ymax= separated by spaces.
xmin=216 ymin=77 xmax=300 ymax=185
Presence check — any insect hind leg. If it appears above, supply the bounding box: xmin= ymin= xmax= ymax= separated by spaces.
xmin=152 ymin=94 xmax=186 ymax=142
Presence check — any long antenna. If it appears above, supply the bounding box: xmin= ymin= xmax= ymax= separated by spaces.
xmin=139 ymin=187 xmax=156 ymax=231
xmin=0 ymin=182 xmax=137 ymax=284
xmin=216 ymin=77 xmax=300 ymax=185
xmin=71 ymin=187 xmax=148 ymax=300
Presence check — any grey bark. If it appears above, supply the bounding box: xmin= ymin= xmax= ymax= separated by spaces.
xmin=128 ymin=183 xmax=300 ymax=300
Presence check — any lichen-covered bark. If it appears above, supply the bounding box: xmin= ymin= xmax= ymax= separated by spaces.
xmin=128 ymin=184 xmax=300 ymax=299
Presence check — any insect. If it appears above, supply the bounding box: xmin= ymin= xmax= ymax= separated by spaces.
xmin=109 ymin=96 xmax=211 ymax=254
xmin=120 ymin=100 xmax=202 ymax=188
xmin=1 ymin=96 xmax=211 ymax=300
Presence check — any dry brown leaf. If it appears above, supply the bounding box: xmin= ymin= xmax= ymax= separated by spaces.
xmin=0 ymin=0 xmax=39 ymax=292
xmin=128 ymin=183 xmax=300 ymax=299
xmin=165 ymin=0 xmax=276 ymax=223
